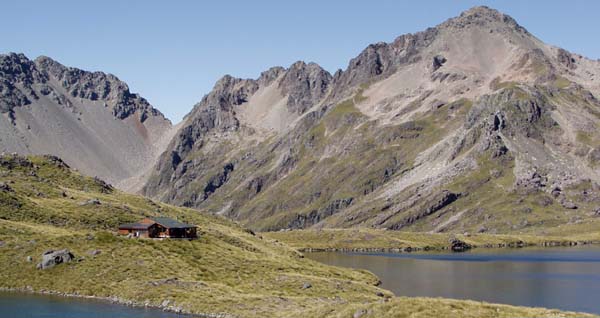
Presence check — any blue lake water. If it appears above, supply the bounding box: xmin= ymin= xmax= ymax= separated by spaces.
xmin=0 ymin=291 xmax=187 ymax=318
xmin=307 ymin=246 xmax=600 ymax=314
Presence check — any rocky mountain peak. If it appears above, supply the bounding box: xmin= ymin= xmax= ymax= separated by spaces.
xmin=459 ymin=6 xmax=508 ymax=20
xmin=1 ymin=53 xmax=174 ymax=186
xmin=208 ymin=74 xmax=259 ymax=108
xmin=440 ymin=6 xmax=528 ymax=35
xmin=1 ymin=53 xmax=169 ymax=122
xmin=185 ymin=60 xmax=332 ymax=131
xmin=279 ymin=61 xmax=332 ymax=114
xmin=1 ymin=53 xmax=46 ymax=84
xmin=0 ymin=53 xmax=43 ymax=113
xmin=258 ymin=66 xmax=285 ymax=86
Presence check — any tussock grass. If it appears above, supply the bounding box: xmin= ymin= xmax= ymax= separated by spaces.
xmin=0 ymin=155 xmax=595 ymax=317
xmin=0 ymin=155 xmax=386 ymax=317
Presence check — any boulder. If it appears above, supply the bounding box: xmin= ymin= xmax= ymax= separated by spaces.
xmin=561 ymin=201 xmax=577 ymax=209
xmin=354 ymin=309 xmax=368 ymax=318
xmin=37 ymin=249 xmax=74 ymax=269
xmin=537 ymin=195 xmax=554 ymax=207
xmin=432 ymin=55 xmax=447 ymax=71
xmin=79 ymin=198 xmax=101 ymax=206
xmin=449 ymin=238 xmax=472 ymax=252
xmin=301 ymin=282 xmax=312 ymax=289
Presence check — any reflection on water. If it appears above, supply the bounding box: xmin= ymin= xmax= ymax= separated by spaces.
xmin=0 ymin=291 xmax=187 ymax=318
xmin=308 ymin=246 xmax=600 ymax=314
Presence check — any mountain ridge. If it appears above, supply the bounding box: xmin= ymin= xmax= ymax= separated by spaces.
xmin=0 ymin=52 xmax=174 ymax=186
xmin=141 ymin=5 xmax=600 ymax=233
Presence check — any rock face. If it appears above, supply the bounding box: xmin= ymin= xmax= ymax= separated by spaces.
xmin=0 ymin=53 xmax=174 ymax=187
xmin=140 ymin=6 xmax=600 ymax=233
xmin=37 ymin=249 xmax=74 ymax=269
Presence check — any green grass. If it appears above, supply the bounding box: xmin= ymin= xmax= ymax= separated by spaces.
xmin=577 ymin=130 xmax=600 ymax=148
xmin=489 ymin=78 xmax=520 ymax=91
xmin=553 ymin=76 xmax=572 ymax=89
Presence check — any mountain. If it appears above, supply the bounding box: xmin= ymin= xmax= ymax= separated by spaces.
xmin=142 ymin=6 xmax=600 ymax=233
xmin=0 ymin=53 xmax=174 ymax=187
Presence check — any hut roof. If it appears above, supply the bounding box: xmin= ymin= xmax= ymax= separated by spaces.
xmin=150 ymin=217 xmax=196 ymax=229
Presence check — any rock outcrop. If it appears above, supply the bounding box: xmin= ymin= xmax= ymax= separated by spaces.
xmin=37 ymin=249 xmax=74 ymax=269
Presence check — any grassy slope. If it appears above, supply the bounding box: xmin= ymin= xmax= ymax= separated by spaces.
xmin=0 ymin=155 xmax=594 ymax=317
xmin=0 ymin=155 xmax=386 ymax=317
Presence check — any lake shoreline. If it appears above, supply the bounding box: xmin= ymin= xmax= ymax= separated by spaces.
xmin=265 ymin=229 xmax=600 ymax=254
xmin=298 ymin=239 xmax=600 ymax=253
xmin=0 ymin=287 xmax=227 ymax=318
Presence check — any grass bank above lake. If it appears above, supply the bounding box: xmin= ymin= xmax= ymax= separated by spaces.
xmin=263 ymin=228 xmax=600 ymax=252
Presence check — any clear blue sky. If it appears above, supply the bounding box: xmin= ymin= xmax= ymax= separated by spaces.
xmin=1 ymin=0 xmax=598 ymax=123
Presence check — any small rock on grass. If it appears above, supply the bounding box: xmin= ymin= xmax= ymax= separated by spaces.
xmin=88 ymin=249 xmax=101 ymax=256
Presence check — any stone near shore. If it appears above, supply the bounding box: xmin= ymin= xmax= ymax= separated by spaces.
xmin=449 ymin=238 xmax=472 ymax=252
